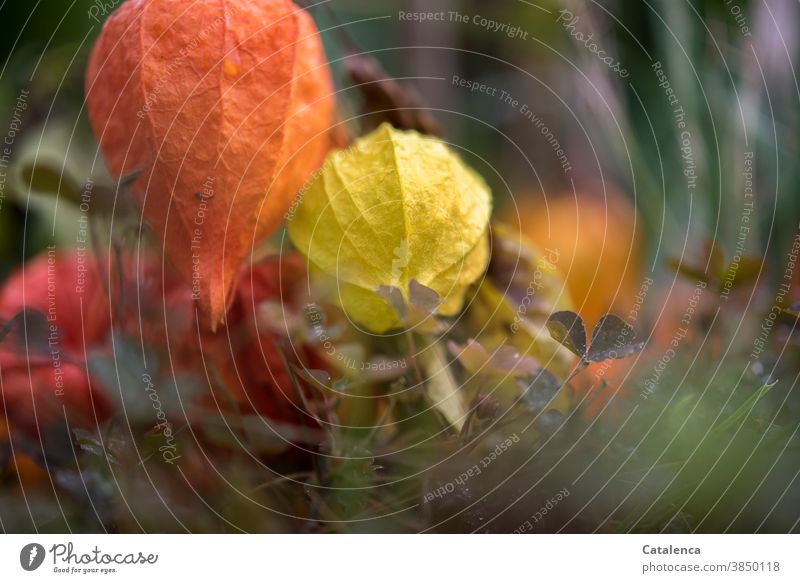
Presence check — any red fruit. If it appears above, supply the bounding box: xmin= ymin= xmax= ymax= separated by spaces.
xmin=0 ymin=250 xmax=113 ymax=434
xmin=205 ymin=253 xmax=323 ymax=424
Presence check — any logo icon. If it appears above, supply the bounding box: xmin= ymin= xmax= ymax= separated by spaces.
xmin=20 ymin=543 xmax=45 ymax=571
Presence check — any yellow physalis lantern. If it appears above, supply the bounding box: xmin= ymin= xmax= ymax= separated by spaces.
xmin=288 ymin=123 xmax=492 ymax=332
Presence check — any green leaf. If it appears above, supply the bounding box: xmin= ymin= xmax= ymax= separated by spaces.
xmin=20 ymin=160 xmax=83 ymax=203
xmin=713 ymin=380 xmax=777 ymax=434
xmin=72 ymin=428 xmax=121 ymax=465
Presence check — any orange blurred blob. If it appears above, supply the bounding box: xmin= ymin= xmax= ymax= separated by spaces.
xmin=577 ymin=358 xmax=638 ymax=421
xmin=505 ymin=188 xmax=643 ymax=325
xmin=11 ymin=453 xmax=50 ymax=491
xmin=2 ymin=422 xmax=50 ymax=492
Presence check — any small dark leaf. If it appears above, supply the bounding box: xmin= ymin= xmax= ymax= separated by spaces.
xmin=308 ymin=368 xmax=331 ymax=387
xmin=518 ymin=369 xmax=562 ymax=412
xmin=0 ymin=312 xmax=22 ymax=344
xmin=546 ymin=310 xmax=587 ymax=357
xmin=585 ymin=314 xmax=645 ymax=362
xmin=0 ymin=309 xmax=50 ymax=355
xmin=408 ymin=279 xmax=441 ymax=315
xmin=376 ymin=284 xmax=406 ymax=319
xmin=72 ymin=428 xmax=120 ymax=465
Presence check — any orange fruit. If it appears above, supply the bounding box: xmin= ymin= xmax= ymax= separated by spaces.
xmin=504 ymin=187 xmax=644 ymax=326
xmin=85 ymin=0 xmax=335 ymax=326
